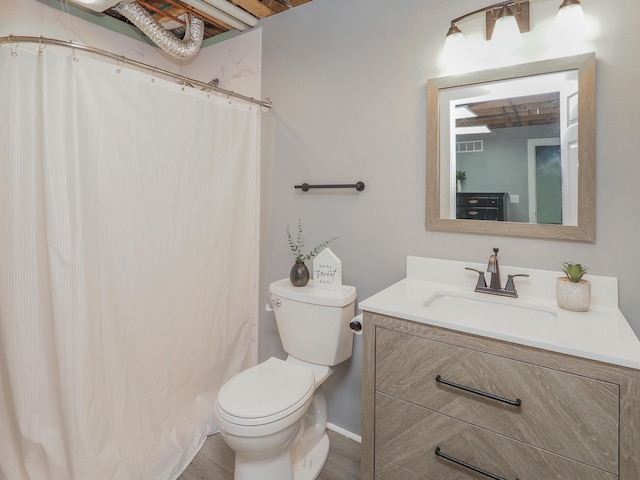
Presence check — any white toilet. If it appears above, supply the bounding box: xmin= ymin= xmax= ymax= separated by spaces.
xmin=213 ymin=278 xmax=357 ymax=480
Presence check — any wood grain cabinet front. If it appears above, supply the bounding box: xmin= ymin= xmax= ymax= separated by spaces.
xmin=375 ymin=328 xmax=618 ymax=473
xmin=361 ymin=313 xmax=640 ymax=480
xmin=375 ymin=393 xmax=616 ymax=480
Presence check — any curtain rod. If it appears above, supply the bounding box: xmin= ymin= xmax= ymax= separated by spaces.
xmin=0 ymin=35 xmax=272 ymax=110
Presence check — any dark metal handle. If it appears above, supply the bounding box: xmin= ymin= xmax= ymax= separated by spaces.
xmin=465 ymin=267 xmax=484 ymax=275
xmin=465 ymin=267 xmax=487 ymax=288
xmin=505 ymin=273 xmax=530 ymax=294
xmin=435 ymin=447 xmax=517 ymax=480
xmin=294 ymin=181 xmax=365 ymax=192
xmin=435 ymin=375 xmax=521 ymax=407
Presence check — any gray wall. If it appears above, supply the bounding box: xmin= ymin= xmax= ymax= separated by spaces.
xmin=258 ymin=0 xmax=640 ymax=436
xmin=458 ymin=124 xmax=559 ymax=222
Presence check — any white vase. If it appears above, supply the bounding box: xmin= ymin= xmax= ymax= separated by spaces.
xmin=556 ymin=278 xmax=591 ymax=312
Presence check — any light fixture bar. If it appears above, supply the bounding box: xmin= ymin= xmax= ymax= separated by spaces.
xmin=448 ymin=0 xmax=521 ymax=30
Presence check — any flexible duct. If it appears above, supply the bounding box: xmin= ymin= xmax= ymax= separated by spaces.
xmin=113 ymin=1 xmax=204 ymax=60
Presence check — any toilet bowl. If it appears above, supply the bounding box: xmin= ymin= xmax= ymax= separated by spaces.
xmin=213 ymin=279 xmax=357 ymax=480
xmin=214 ymin=357 xmax=330 ymax=480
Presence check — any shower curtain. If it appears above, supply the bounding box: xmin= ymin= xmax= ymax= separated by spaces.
xmin=0 ymin=44 xmax=258 ymax=480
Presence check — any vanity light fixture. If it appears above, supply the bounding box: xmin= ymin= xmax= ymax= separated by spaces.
xmin=445 ymin=0 xmax=584 ymax=44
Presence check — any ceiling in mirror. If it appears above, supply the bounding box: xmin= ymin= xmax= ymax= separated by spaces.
xmin=457 ymin=92 xmax=560 ymax=130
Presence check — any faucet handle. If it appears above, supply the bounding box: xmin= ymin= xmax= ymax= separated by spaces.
xmin=465 ymin=267 xmax=487 ymax=289
xmin=505 ymin=274 xmax=530 ymax=296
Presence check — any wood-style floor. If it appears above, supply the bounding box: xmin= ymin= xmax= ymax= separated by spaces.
xmin=178 ymin=430 xmax=361 ymax=480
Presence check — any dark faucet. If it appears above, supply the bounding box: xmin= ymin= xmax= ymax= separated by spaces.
xmin=465 ymin=248 xmax=529 ymax=298
xmin=487 ymin=247 xmax=501 ymax=290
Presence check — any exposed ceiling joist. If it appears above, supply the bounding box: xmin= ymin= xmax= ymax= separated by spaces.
xmin=457 ymin=92 xmax=560 ymax=130
xmin=107 ymin=0 xmax=311 ymax=41
xmin=231 ymin=0 xmax=276 ymax=18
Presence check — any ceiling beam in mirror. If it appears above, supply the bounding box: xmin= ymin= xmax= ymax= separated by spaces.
xmin=426 ymin=53 xmax=595 ymax=242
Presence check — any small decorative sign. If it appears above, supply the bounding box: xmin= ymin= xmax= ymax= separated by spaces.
xmin=313 ymin=248 xmax=342 ymax=290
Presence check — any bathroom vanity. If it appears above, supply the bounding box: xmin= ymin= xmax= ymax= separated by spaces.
xmin=359 ymin=257 xmax=640 ymax=480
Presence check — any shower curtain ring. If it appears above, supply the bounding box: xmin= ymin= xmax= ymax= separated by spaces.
xmin=8 ymin=35 xmax=18 ymax=57
xmin=116 ymin=57 xmax=127 ymax=74
xmin=37 ymin=36 xmax=45 ymax=56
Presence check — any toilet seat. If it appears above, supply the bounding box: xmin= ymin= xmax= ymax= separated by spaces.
xmin=216 ymin=358 xmax=315 ymax=427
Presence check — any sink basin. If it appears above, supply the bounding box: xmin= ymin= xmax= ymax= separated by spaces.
xmin=423 ymin=292 xmax=557 ymax=325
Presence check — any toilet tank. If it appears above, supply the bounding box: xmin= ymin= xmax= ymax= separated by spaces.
xmin=269 ymin=278 xmax=357 ymax=366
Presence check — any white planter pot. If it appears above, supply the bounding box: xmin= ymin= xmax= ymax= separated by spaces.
xmin=556 ymin=278 xmax=591 ymax=312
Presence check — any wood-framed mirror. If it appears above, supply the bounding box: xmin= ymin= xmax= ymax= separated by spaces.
xmin=426 ymin=53 xmax=595 ymax=241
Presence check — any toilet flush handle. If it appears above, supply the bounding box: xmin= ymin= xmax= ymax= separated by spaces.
xmin=265 ymin=292 xmax=281 ymax=312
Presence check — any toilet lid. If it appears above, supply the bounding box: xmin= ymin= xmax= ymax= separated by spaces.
xmin=216 ymin=358 xmax=315 ymax=426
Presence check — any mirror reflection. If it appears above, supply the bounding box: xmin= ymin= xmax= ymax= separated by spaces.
xmin=441 ymin=71 xmax=578 ymax=225
xmin=426 ymin=53 xmax=595 ymax=241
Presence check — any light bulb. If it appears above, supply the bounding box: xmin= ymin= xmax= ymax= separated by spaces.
xmin=444 ymin=30 xmax=465 ymax=58
xmin=556 ymin=2 xmax=588 ymax=39
xmin=492 ymin=7 xmax=523 ymax=50
xmin=549 ymin=0 xmax=595 ymax=53
xmin=440 ymin=27 xmax=468 ymax=72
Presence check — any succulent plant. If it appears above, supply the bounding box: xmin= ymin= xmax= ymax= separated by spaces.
xmin=561 ymin=262 xmax=588 ymax=283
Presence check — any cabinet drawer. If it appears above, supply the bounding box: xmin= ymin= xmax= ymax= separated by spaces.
xmin=457 ymin=196 xmax=502 ymax=207
xmin=456 ymin=207 xmax=502 ymax=220
xmin=375 ymin=393 xmax=617 ymax=480
xmin=375 ymin=328 xmax=619 ymax=473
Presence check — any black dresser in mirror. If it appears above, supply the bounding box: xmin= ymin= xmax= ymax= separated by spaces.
xmin=456 ymin=192 xmax=508 ymax=221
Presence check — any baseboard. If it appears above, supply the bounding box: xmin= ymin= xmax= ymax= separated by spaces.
xmin=326 ymin=422 xmax=361 ymax=443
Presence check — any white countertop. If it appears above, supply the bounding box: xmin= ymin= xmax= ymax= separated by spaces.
xmin=359 ymin=256 xmax=640 ymax=370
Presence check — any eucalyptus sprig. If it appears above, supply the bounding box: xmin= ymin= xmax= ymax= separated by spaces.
xmin=561 ymin=262 xmax=588 ymax=283
xmin=286 ymin=220 xmax=338 ymax=263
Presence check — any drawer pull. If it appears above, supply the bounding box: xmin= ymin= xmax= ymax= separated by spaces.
xmin=435 ymin=375 xmax=522 ymax=407
xmin=435 ymin=447 xmax=518 ymax=480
